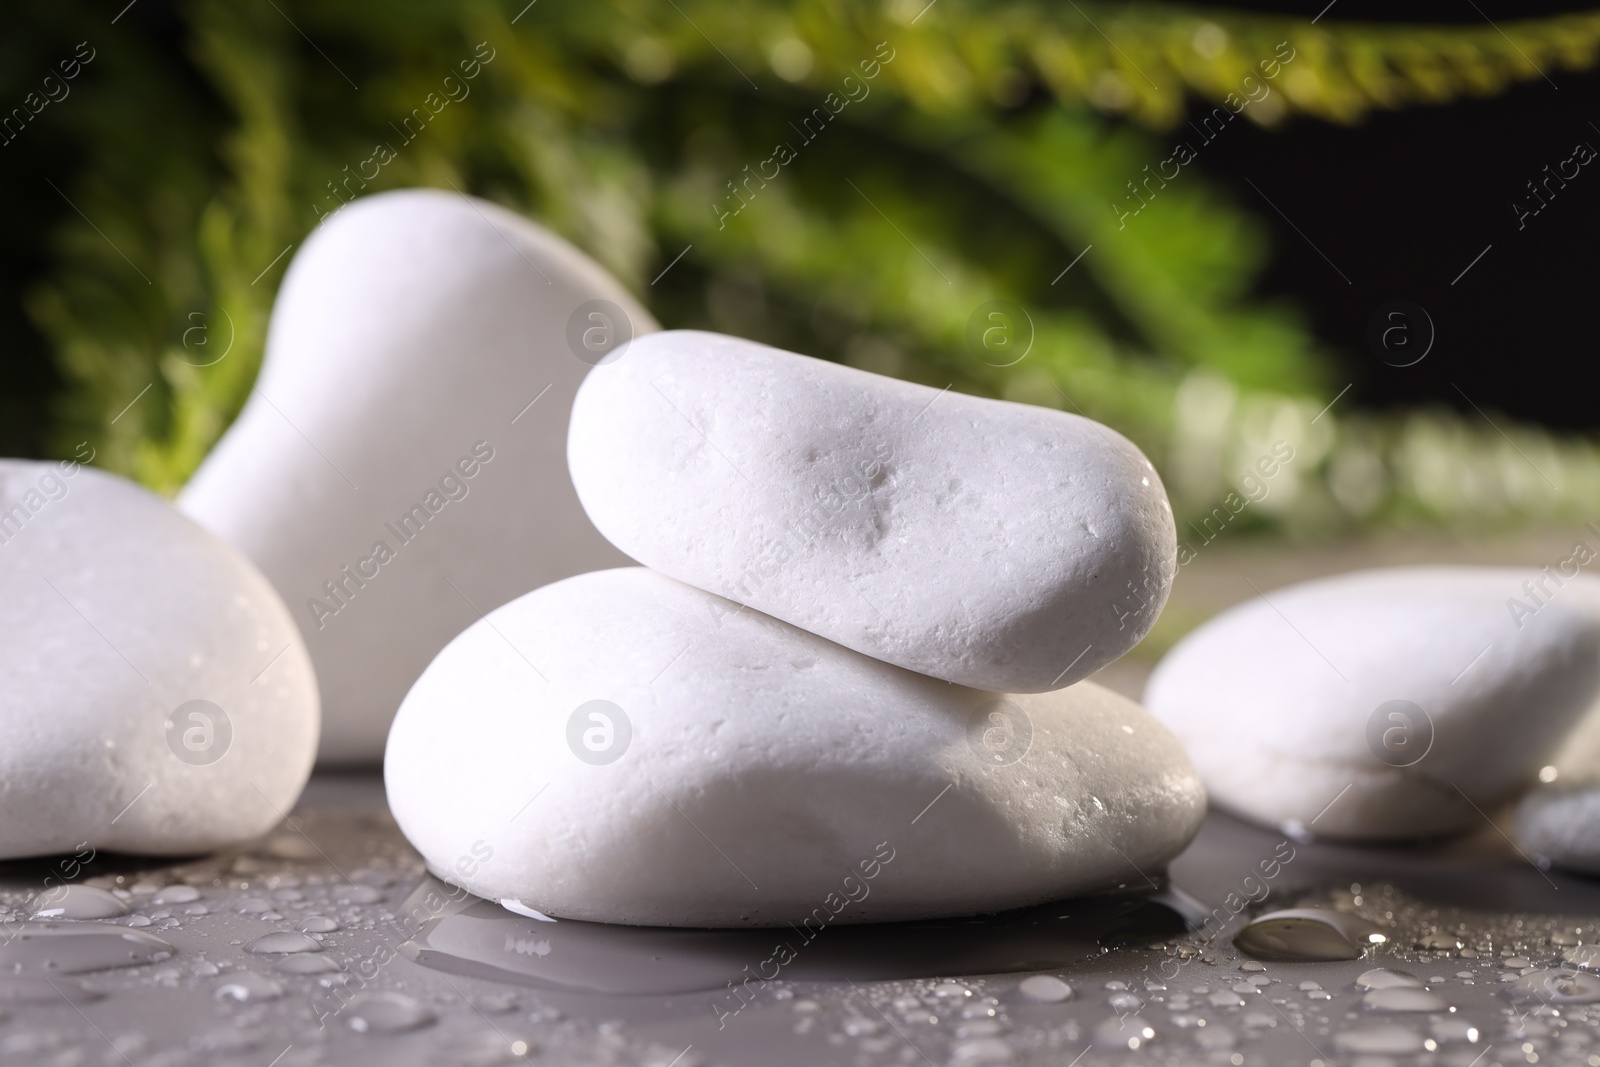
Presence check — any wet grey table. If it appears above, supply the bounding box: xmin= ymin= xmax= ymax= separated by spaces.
xmin=4 ymin=772 xmax=1599 ymax=1067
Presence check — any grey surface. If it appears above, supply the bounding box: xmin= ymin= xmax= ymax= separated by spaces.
xmin=5 ymin=773 xmax=1600 ymax=1066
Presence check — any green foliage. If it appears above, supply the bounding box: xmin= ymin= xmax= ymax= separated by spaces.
xmin=15 ymin=0 xmax=1600 ymax=534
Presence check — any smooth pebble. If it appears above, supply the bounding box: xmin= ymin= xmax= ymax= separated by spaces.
xmin=179 ymin=189 xmax=655 ymax=761
xmin=385 ymin=567 xmax=1204 ymax=926
xmin=0 ymin=462 xmax=317 ymax=858
xmin=568 ymin=330 xmax=1176 ymax=693
xmin=1146 ymin=567 xmax=1600 ymax=839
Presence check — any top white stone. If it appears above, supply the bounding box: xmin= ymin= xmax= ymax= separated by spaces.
xmin=567 ymin=331 xmax=1176 ymax=692
xmin=180 ymin=189 xmax=655 ymax=762
xmin=1145 ymin=566 xmax=1600 ymax=840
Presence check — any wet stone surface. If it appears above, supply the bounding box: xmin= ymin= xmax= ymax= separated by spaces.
xmin=5 ymin=775 xmax=1600 ymax=1065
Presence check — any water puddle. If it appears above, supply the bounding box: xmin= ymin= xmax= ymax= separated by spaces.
xmin=0 ymin=923 xmax=174 ymax=974
xmin=1232 ymin=906 xmax=1386 ymax=961
xmin=397 ymin=877 xmax=1199 ymax=995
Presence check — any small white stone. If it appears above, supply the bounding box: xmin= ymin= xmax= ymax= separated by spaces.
xmin=1145 ymin=566 xmax=1600 ymax=840
xmin=180 ymin=189 xmax=656 ymax=762
xmin=1517 ymin=783 xmax=1600 ymax=874
xmin=567 ymin=331 xmax=1175 ymax=693
xmin=385 ymin=568 xmax=1204 ymax=927
xmin=0 ymin=462 xmax=317 ymax=859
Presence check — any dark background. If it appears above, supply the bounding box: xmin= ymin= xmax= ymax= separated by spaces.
xmin=3 ymin=0 xmax=1596 ymax=460
xmin=1206 ymin=0 xmax=1599 ymax=433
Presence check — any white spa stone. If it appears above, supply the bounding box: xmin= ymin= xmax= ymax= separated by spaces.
xmin=1144 ymin=566 xmax=1600 ymax=841
xmin=567 ymin=331 xmax=1175 ymax=694
xmin=1517 ymin=662 xmax=1600 ymax=871
xmin=384 ymin=567 xmax=1205 ymax=928
xmin=1516 ymin=783 xmax=1600 ymax=874
xmin=0 ymin=460 xmax=317 ymax=859
xmin=180 ymin=189 xmax=655 ymax=763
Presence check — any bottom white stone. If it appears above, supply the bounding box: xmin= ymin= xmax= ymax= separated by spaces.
xmin=385 ymin=568 xmax=1205 ymax=927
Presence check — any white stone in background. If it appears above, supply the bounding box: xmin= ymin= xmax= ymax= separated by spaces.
xmin=1144 ymin=566 xmax=1600 ymax=841
xmin=0 ymin=461 xmax=317 ymax=859
xmin=1516 ymin=783 xmax=1600 ymax=874
xmin=385 ymin=567 xmax=1205 ymax=928
xmin=1518 ymin=656 xmax=1600 ymax=871
xmin=180 ymin=189 xmax=656 ymax=763
xmin=567 ymin=331 xmax=1176 ymax=694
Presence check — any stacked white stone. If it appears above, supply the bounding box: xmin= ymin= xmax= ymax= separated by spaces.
xmin=387 ymin=329 xmax=1205 ymax=927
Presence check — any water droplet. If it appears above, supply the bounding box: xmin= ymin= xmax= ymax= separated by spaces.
xmin=152 ymin=886 xmax=200 ymax=906
xmin=334 ymin=885 xmax=383 ymax=905
xmin=1355 ymin=968 xmax=1425 ymax=991
xmin=1363 ymin=987 xmax=1448 ymax=1012
xmin=245 ymin=932 xmax=322 ymax=955
xmin=0 ymin=924 xmax=174 ymax=974
xmin=1563 ymin=944 xmax=1600 ymax=970
xmin=277 ymin=954 xmax=341 ymax=975
xmin=1108 ymin=991 xmax=1142 ymax=1013
xmin=1208 ymin=990 xmax=1245 ymax=1008
xmin=1233 ymin=909 xmax=1384 ymax=962
xmin=1415 ymin=932 xmax=1462 ymax=951
xmin=346 ymin=992 xmax=435 ymax=1034
xmin=236 ymin=898 xmax=272 ymax=914
xmin=1237 ymin=961 xmax=1266 ymax=973
xmin=1430 ymin=1017 xmax=1481 ymax=1043
xmin=472 ymin=991 xmax=519 ymax=1014
xmin=1017 ymin=975 xmax=1072 ymax=1003
xmin=1507 ymin=970 xmax=1600 ymax=1004
xmin=300 ymin=916 xmax=339 ymax=933
xmin=30 ymin=886 xmax=129 ymax=921
xmin=950 ymin=1037 xmax=1015 ymax=1063
xmin=1093 ymin=1015 xmax=1156 ymax=1050
xmin=1334 ymin=1024 xmax=1425 ymax=1055
xmin=214 ymin=972 xmax=284 ymax=1002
